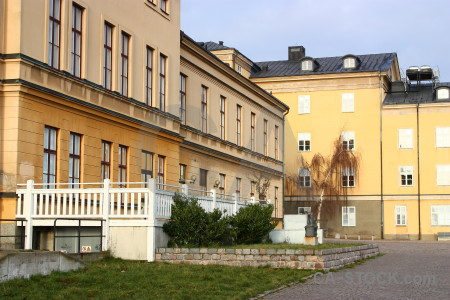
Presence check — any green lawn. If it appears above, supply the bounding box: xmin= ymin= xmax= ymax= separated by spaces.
xmin=0 ymin=258 xmax=317 ymax=300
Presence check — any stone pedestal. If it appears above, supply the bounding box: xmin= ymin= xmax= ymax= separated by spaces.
xmin=304 ymin=236 xmax=318 ymax=246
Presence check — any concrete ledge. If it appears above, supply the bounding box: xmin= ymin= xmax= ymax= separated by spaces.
xmin=0 ymin=251 xmax=85 ymax=282
xmin=155 ymin=244 xmax=380 ymax=270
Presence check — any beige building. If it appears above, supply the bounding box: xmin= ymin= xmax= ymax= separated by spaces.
xmin=0 ymin=0 xmax=287 ymax=249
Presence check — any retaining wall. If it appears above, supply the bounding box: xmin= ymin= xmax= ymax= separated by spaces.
xmin=156 ymin=244 xmax=379 ymax=270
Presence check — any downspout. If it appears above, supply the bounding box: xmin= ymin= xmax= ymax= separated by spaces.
xmin=379 ymin=71 xmax=384 ymax=239
xmin=416 ymin=102 xmax=422 ymax=240
xmin=282 ymin=108 xmax=289 ymax=220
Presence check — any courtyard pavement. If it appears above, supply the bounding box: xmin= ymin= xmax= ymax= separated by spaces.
xmin=263 ymin=239 xmax=450 ymax=300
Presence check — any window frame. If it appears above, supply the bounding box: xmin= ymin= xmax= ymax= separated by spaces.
xmin=342 ymin=131 xmax=355 ymax=151
xmin=43 ymin=126 xmax=58 ymax=188
xmin=179 ymin=164 xmax=187 ymax=183
xmin=298 ymin=95 xmax=310 ymax=114
xmin=399 ymin=166 xmax=414 ymax=187
xmin=157 ymin=155 xmax=165 ymax=187
xmin=398 ymin=128 xmax=413 ymax=149
xmin=118 ymin=145 xmax=128 ymax=187
xmin=298 ymin=206 xmax=311 ymax=214
xmin=436 ymin=165 xmax=450 ymax=186
xmin=342 ymin=206 xmax=356 ymax=226
xmin=146 ymin=46 xmax=154 ymax=106
xmin=219 ymin=173 xmax=226 ymax=192
xmin=250 ymin=112 xmax=256 ymax=151
xmin=298 ymin=133 xmax=311 ymax=152
xmin=301 ymin=60 xmax=313 ymax=71
xmin=160 ymin=0 xmax=168 ymax=13
xmin=180 ymin=74 xmax=187 ymax=124
xmin=236 ymin=177 xmax=241 ymax=197
xmin=69 ymin=132 xmax=82 ymax=188
xmin=395 ymin=205 xmax=407 ymax=226
xmin=48 ymin=0 xmax=61 ymax=69
xmin=101 ymin=141 xmax=112 ymax=181
xmin=103 ymin=22 xmax=113 ymax=90
xmin=236 ymin=105 xmax=242 ymax=146
xmin=436 ymin=88 xmax=450 ymax=100
xmin=275 ymin=125 xmax=279 ymax=160
xmin=436 ymin=127 xmax=450 ymax=148
xmin=70 ymin=3 xmax=83 ymax=77
xmin=298 ymin=168 xmax=311 ymax=188
xmin=200 ymin=168 xmax=208 ymax=190
xmin=344 ymin=58 xmax=356 ymax=69
xmin=342 ymin=93 xmax=354 ymax=113
xmin=120 ymin=31 xmax=130 ymax=97
xmin=220 ymin=96 xmax=226 ymax=139
xmin=342 ymin=168 xmax=355 ymax=187
xmin=431 ymin=205 xmax=450 ymax=226
xmin=159 ymin=54 xmax=167 ymax=111
xmin=263 ymin=119 xmax=268 ymax=156
xmin=141 ymin=150 xmax=154 ymax=183
xmin=201 ymin=85 xmax=208 ymax=133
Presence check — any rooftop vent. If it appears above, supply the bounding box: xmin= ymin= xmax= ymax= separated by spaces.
xmin=406 ymin=66 xmax=420 ymax=81
xmin=419 ymin=65 xmax=433 ymax=80
xmin=288 ymin=46 xmax=305 ymax=61
xmin=391 ymin=81 xmax=406 ymax=93
xmin=219 ymin=41 xmax=224 ymax=46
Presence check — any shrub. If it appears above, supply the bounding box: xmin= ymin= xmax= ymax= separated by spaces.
xmin=162 ymin=194 xmax=232 ymax=247
xmin=231 ymin=204 xmax=276 ymax=245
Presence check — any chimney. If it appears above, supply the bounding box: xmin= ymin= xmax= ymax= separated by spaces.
xmin=288 ymin=46 xmax=305 ymax=61
xmin=219 ymin=41 xmax=224 ymax=46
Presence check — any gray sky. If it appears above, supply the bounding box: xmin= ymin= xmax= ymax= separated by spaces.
xmin=181 ymin=0 xmax=450 ymax=82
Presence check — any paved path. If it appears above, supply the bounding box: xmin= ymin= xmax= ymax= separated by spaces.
xmin=263 ymin=239 xmax=450 ymax=300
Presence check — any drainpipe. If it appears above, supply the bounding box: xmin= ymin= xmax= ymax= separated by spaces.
xmin=282 ymin=108 xmax=290 ymax=220
xmin=379 ymin=71 xmax=384 ymax=239
xmin=416 ymin=102 xmax=422 ymax=240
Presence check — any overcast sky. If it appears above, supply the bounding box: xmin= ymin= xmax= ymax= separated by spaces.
xmin=181 ymin=0 xmax=450 ymax=82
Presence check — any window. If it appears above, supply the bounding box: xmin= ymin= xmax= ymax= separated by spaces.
xmin=342 ymin=93 xmax=354 ymax=112
xmin=298 ymin=95 xmax=310 ymax=114
xmin=275 ymin=125 xmax=279 ymax=160
xmin=436 ymin=127 xmax=450 ymax=148
xmin=200 ymin=168 xmax=208 ymax=190
xmin=398 ymin=129 xmax=413 ymax=149
xmin=159 ymin=54 xmax=167 ymax=111
xmin=237 ymin=65 xmax=242 ymax=74
xmin=141 ymin=151 xmax=153 ymax=183
xmin=70 ymin=4 xmax=83 ymax=77
xmin=250 ymin=112 xmax=256 ymax=151
xmin=220 ymin=96 xmax=226 ymax=139
xmin=431 ymin=205 xmax=450 ymax=226
xmin=160 ymin=0 xmax=168 ymax=13
xmin=236 ymin=177 xmax=241 ymax=197
xmin=274 ymin=186 xmax=279 ymax=217
xmin=146 ymin=47 xmax=154 ymax=106
xmin=436 ymin=165 xmax=450 ymax=186
xmin=179 ymin=164 xmax=186 ymax=183
xmin=48 ymin=0 xmax=61 ymax=69
xmin=437 ymin=88 xmax=449 ymax=100
xmin=236 ymin=105 xmax=242 ymax=146
xmin=400 ymin=166 xmax=413 ymax=186
xmin=298 ymin=168 xmax=311 ymax=188
xmin=201 ymin=86 xmax=208 ymax=132
xmin=342 ymin=206 xmax=356 ymax=226
xmin=342 ymin=168 xmax=355 ymax=187
xmin=301 ymin=60 xmax=312 ymax=71
xmin=157 ymin=155 xmax=165 ymax=186
xmin=43 ymin=126 xmax=57 ymax=188
xmin=69 ymin=133 xmax=81 ymax=187
xmin=298 ymin=207 xmax=311 ymax=214
xmin=342 ymin=131 xmax=355 ymax=151
xmin=250 ymin=181 xmax=256 ymax=197
xmin=219 ymin=173 xmax=226 ymax=192
xmin=263 ymin=119 xmax=268 ymax=156
xmin=180 ymin=74 xmax=186 ymax=123
xmin=298 ymin=133 xmax=311 ymax=152
xmin=395 ymin=206 xmax=407 ymax=226
xmin=120 ymin=32 xmax=130 ymax=96
xmin=103 ymin=22 xmax=113 ymax=90
xmin=118 ymin=145 xmax=127 ymax=187
xmin=344 ymin=58 xmax=356 ymax=69
xmin=101 ymin=141 xmax=111 ymax=181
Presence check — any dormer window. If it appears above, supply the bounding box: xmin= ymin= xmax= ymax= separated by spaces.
xmin=344 ymin=57 xmax=356 ymax=69
xmin=301 ymin=60 xmax=313 ymax=71
xmin=437 ymin=87 xmax=450 ymax=100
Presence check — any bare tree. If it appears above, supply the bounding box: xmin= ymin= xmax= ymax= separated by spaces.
xmin=249 ymin=172 xmax=271 ymax=201
xmin=285 ymin=134 xmax=360 ymax=229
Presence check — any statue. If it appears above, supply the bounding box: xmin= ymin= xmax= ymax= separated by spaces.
xmin=305 ymin=212 xmax=318 ymax=237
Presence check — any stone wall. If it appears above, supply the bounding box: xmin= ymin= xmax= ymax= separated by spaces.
xmin=156 ymin=244 xmax=380 ymax=270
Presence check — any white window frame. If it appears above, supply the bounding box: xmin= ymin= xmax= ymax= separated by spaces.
xmin=400 ymin=166 xmax=414 ymax=187
xmin=301 ymin=60 xmax=313 ymax=71
xmin=436 ymin=127 xmax=450 ymax=148
xmin=344 ymin=58 xmax=355 ymax=69
xmin=436 ymin=165 xmax=450 ymax=186
xmin=437 ymin=88 xmax=449 ymax=100
xmin=342 ymin=93 xmax=354 ymax=112
xmin=298 ymin=95 xmax=310 ymax=114
xmin=298 ymin=133 xmax=311 ymax=152
xmin=398 ymin=128 xmax=413 ymax=149
xmin=342 ymin=131 xmax=355 ymax=151
xmin=298 ymin=207 xmax=311 ymax=214
xmin=342 ymin=168 xmax=355 ymax=187
xmin=342 ymin=206 xmax=356 ymax=226
xmin=431 ymin=205 xmax=450 ymax=226
xmin=395 ymin=205 xmax=407 ymax=226
xmin=298 ymin=168 xmax=311 ymax=188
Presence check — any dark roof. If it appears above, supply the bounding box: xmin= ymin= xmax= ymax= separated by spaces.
xmin=384 ymin=82 xmax=450 ymax=105
xmin=199 ymin=41 xmax=232 ymax=51
xmin=251 ymin=53 xmax=397 ymax=78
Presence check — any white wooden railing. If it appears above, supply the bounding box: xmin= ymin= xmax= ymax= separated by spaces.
xmin=15 ymin=179 xmax=265 ymax=253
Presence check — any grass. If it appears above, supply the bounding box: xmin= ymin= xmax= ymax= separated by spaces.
xmin=220 ymin=243 xmax=364 ymax=250
xmin=0 ymin=258 xmax=317 ymax=300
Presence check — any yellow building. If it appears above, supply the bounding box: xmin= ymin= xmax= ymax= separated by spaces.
xmin=383 ymin=75 xmax=450 ymax=240
xmin=249 ymin=46 xmax=402 ymax=239
xmin=0 ymin=0 xmax=287 ymax=249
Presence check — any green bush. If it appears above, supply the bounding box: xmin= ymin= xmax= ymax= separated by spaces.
xmin=163 ymin=194 xmax=276 ymax=247
xmin=231 ymin=204 xmax=276 ymax=245
xmin=162 ymin=194 xmax=232 ymax=247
